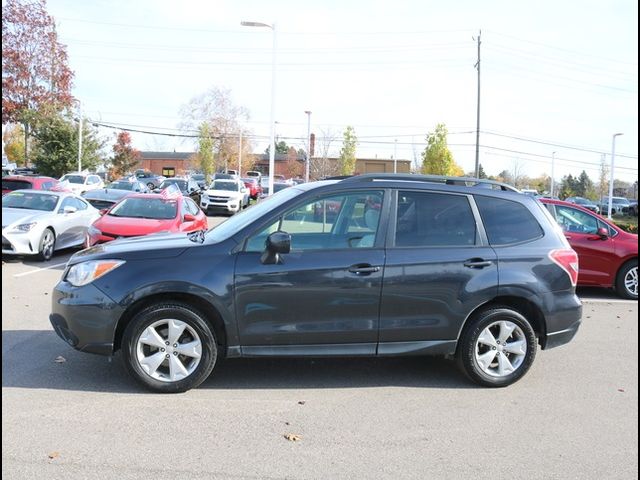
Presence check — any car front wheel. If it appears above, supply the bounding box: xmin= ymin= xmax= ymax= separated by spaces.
xmin=37 ymin=228 xmax=55 ymax=261
xmin=122 ymin=303 xmax=218 ymax=393
xmin=457 ymin=307 xmax=537 ymax=387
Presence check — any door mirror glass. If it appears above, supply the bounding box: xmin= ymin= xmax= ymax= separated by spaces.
xmin=63 ymin=205 xmax=77 ymax=214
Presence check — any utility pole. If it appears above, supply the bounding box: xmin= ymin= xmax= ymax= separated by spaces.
xmin=305 ymin=111 xmax=311 ymax=182
xmin=77 ymin=100 xmax=83 ymax=172
xmin=394 ymin=139 xmax=398 ymax=173
xmin=474 ymin=30 xmax=481 ymax=178
xmin=238 ymin=129 xmax=242 ymax=176
xmin=550 ymin=151 xmax=556 ymax=197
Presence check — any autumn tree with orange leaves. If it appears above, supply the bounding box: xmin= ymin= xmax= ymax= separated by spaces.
xmin=111 ymin=132 xmax=141 ymax=178
xmin=2 ymin=0 xmax=74 ymax=162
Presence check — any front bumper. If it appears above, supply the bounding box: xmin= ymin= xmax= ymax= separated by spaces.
xmin=2 ymin=229 xmax=40 ymax=255
xmin=200 ymin=198 xmax=241 ymax=213
xmin=49 ymin=279 xmax=125 ymax=355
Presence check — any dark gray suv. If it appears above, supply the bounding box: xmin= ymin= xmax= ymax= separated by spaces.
xmin=50 ymin=174 xmax=582 ymax=393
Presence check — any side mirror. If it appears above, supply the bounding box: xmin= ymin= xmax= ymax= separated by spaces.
xmin=184 ymin=213 xmax=196 ymax=222
xmin=99 ymin=209 xmax=108 ymax=216
xmin=597 ymin=227 xmax=609 ymax=239
xmin=63 ymin=206 xmax=77 ymax=214
xmin=261 ymin=231 xmax=291 ymax=265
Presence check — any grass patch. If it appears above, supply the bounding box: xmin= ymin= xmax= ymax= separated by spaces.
xmin=612 ymin=216 xmax=638 ymax=234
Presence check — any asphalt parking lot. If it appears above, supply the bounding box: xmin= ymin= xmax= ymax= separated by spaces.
xmin=2 ymin=215 xmax=638 ymax=480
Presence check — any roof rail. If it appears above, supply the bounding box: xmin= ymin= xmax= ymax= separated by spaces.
xmin=339 ymin=173 xmax=519 ymax=192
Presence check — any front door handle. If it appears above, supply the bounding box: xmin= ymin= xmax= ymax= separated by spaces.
xmin=463 ymin=259 xmax=493 ymax=269
xmin=348 ymin=264 xmax=380 ymax=275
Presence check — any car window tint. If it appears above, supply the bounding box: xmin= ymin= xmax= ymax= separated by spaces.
xmin=475 ymin=196 xmax=543 ymax=245
xmin=555 ymin=205 xmax=599 ymax=234
xmin=245 ymin=191 xmax=383 ymax=252
xmin=395 ymin=191 xmax=476 ymax=247
xmin=73 ymin=197 xmax=88 ymax=210
xmin=58 ymin=197 xmax=75 ymax=212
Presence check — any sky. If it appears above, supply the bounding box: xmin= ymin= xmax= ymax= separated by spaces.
xmin=31 ymin=0 xmax=640 ymax=184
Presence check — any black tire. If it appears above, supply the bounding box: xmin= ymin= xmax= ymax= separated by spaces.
xmin=36 ymin=228 xmax=55 ymax=261
xmin=122 ymin=303 xmax=218 ymax=393
xmin=457 ymin=307 xmax=537 ymax=388
xmin=147 ymin=182 xmax=155 ymax=189
xmin=615 ymin=260 xmax=638 ymax=300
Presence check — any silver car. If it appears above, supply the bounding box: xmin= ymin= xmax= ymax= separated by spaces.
xmin=2 ymin=190 xmax=100 ymax=261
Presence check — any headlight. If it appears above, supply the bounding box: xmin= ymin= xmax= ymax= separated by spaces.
xmin=66 ymin=260 xmax=125 ymax=287
xmin=11 ymin=222 xmax=37 ymax=233
xmin=88 ymin=225 xmax=101 ymax=236
xmin=202 ymin=194 xmax=209 ymax=201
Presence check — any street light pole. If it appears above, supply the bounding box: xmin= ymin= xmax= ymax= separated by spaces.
xmin=77 ymin=100 xmax=83 ymax=172
xmin=241 ymin=21 xmax=276 ymax=195
xmin=304 ymin=110 xmax=311 ymax=182
xmin=394 ymin=139 xmax=398 ymax=173
xmin=608 ymin=133 xmax=624 ymax=219
xmin=550 ymin=151 xmax=556 ymax=197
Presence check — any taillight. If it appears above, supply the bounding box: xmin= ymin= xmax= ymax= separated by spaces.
xmin=549 ymin=249 xmax=579 ymax=287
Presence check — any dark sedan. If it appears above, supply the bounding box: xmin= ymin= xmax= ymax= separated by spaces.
xmin=82 ymin=188 xmax=132 ymax=211
xmin=564 ymin=196 xmax=600 ymax=214
xmin=154 ymin=178 xmax=202 ymax=204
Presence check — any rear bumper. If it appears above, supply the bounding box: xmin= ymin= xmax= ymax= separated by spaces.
xmin=540 ymin=291 xmax=583 ymax=350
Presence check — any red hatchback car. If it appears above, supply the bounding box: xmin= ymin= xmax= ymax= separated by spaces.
xmin=86 ymin=193 xmax=208 ymax=246
xmin=541 ymin=198 xmax=638 ymax=299
xmin=241 ymin=177 xmax=262 ymax=200
xmin=2 ymin=175 xmax=58 ymax=196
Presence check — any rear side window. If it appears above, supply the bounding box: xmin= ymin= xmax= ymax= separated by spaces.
xmin=475 ymin=196 xmax=543 ymax=245
xmin=395 ymin=191 xmax=477 ymax=247
xmin=2 ymin=180 xmax=32 ymax=191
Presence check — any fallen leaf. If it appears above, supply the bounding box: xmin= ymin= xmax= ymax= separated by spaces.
xmin=44 ymin=292 xmax=49 ymax=295
xmin=298 ymin=401 xmax=306 ymax=405
xmin=618 ymin=388 xmax=625 ymax=393
xmin=285 ymin=422 xmax=290 ymax=426
xmin=284 ymin=433 xmax=302 ymax=442
xmin=48 ymin=451 xmax=60 ymax=460
xmin=54 ymin=356 xmax=66 ymax=363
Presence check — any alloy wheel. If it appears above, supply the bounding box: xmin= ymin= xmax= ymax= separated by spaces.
xmin=624 ymin=266 xmax=638 ymax=297
xmin=474 ymin=320 xmax=527 ymax=377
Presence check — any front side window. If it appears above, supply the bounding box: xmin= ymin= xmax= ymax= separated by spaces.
xmin=395 ymin=191 xmax=477 ymax=247
xmin=59 ymin=174 xmax=85 ymax=184
xmin=555 ymin=205 xmax=599 ymax=234
xmin=245 ymin=191 xmax=384 ymax=252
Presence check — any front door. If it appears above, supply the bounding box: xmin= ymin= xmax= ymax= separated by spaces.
xmin=234 ymin=190 xmax=386 ymax=354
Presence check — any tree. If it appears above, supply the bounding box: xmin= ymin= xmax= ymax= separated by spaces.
xmin=477 ymin=163 xmax=487 ymax=179
xmin=264 ymin=140 xmax=289 ymax=156
xmin=196 ymin=122 xmax=215 ymax=177
xmin=2 ymin=0 xmax=74 ymax=162
xmin=338 ymin=126 xmax=357 ymax=176
xmin=421 ymin=123 xmax=463 ymax=176
xmin=598 ymin=154 xmax=609 ymax=204
xmin=558 ymin=174 xmax=578 ymax=199
xmin=310 ymin=128 xmax=340 ymax=180
xmin=30 ymin=108 xmax=105 ymax=177
xmin=111 ymin=131 xmax=141 ymax=178
xmin=575 ymin=170 xmax=595 ymax=198
xmin=2 ymin=124 xmax=26 ymax=165
xmin=179 ymin=87 xmax=249 ymax=172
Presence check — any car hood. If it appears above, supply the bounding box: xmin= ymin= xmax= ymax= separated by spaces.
xmin=69 ymin=231 xmax=198 ymax=264
xmin=95 ymin=215 xmax=177 ymax=236
xmin=2 ymin=208 xmax=51 ymax=228
xmin=205 ymin=189 xmax=241 ymax=197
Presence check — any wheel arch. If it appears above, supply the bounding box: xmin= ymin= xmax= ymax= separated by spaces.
xmin=113 ymin=292 xmax=229 ymax=356
xmin=456 ymin=296 xmax=546 ymax=350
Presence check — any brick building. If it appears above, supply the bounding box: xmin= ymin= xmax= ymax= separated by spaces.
xmin=139 ymin=151 xmax=196 ymax=177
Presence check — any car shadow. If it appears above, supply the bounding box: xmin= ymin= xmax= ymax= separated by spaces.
xmin=2 ymin=247 xmax=77 ymax=267
xmin=2 ymin=330 xmax=475 ymax=394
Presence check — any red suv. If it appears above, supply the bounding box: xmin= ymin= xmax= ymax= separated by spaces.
xmin=541 ymin=198 xmax=638 ymax=299
xmin=241 ymin=177 xmax=262 ymax=200
xmin=2 ymin=175 xmax=58 ymax=196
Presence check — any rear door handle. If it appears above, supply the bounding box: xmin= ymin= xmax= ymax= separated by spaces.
xmin=348 ymin=264 xmax=380 ymax=275
xmin=463 ymin=259 xmax=493 ymax=269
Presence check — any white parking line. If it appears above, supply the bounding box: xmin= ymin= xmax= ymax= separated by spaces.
xmin=581 ymin=298 xmax=637 ymax=305
xmin=13 ymin=262 xmax=67 ymax=278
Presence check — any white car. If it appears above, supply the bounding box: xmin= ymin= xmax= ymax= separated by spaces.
xmin=59 ymin=173 xmax=104 ymax=195
xmin=2 ymin=190 xmax=100 ymax=261
xmin=200 ymin=179 xmax=249 ymax=215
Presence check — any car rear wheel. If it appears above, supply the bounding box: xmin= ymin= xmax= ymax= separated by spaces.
xmin=37 ymin=228 xmax=55 ymax=261
xmin=122 ymin=303 xmax=218 ymax=393
xmin=616 ymin=260 xmax=638 ymax=300
xmin=457 ymin=307 xmax=537 ymax=387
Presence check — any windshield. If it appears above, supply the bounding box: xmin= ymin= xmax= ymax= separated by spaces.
xmin=192 ymin=174 xmax=205 ymax=181
xmin=574 ymin=198 xmax=590 ymax=204
xmin=211 ymin=181 xmax=239 ymax=191
xmin=109 ymin=181 xmax=135 ymax=190
xmin=207 ymin=187 xmax=304 ymax=243
xmin=2 ymin=191 xmax=59 ymax=211
xmin=159 ymin=180 xmax=186 ymax=191
xmin=60 ymin=174 xmax=85 ymax=184
xmin=108 ymin=197 xmax=177 ymax=219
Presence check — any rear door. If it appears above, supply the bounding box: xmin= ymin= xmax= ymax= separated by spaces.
xmin=378 ymin=190 xmax=498 ymax=351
